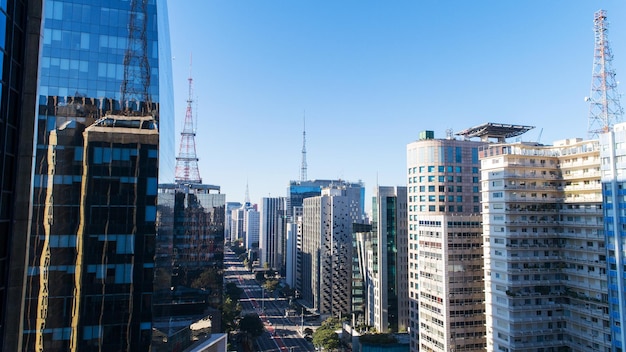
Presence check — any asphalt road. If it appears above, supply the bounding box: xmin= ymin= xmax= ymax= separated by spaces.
xmin=224 ymin=250 xmax=315 ymax=352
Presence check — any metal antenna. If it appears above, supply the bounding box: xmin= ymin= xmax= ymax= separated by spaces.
xmin=174 ymin=54 xmax=202 ymax=184
xmin=587 ymin=9 xmax=623 ymax=138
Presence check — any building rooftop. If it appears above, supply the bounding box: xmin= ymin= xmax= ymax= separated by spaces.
xmin=456 ymin=122 xmax=534 ymax=142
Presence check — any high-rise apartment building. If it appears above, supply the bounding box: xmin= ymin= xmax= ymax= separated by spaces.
xmin=1 ymin=1 xmax=42 ymax=350
xmin=406 ymin=129 xmax=487 ymax=351
xmin=259 ymin=197 xmax=286 ymax=271
xmin=301 ymin=183 xmax=364 ymax=316
xmin=481 ymin=136 xmax=609 ymax=351
xmin=353 ymin=186 xmax=408 ymax=333
xmin=10 ymin=1 xmax=175 ymax=350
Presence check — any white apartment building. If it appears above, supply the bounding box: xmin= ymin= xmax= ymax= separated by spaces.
xmin=481 ymin=137 xmax=610 ymax=352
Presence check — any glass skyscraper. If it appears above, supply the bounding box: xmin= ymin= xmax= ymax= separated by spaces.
xmin=10 ymin=1 xmax=174 ymax=351
xmin=601 ymin=123 xmax=626 ymax=351
xmin=1 ymin=1 xmax=43 ymax=351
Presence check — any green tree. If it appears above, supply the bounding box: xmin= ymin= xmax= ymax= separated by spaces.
xmin=262 ymin=279 xmax=279 ymax=298
xmin=221 ymin=296 xmax=242 ymax=333
xmin=312 ymin=328 xmax=341 ymax=351
xmin=255 ymin=271 xmax=266 ymax=283
xmin=239 ymin=313 xmax=265 ymax=338
xmin=320 ymin=316 xmax=343 ymax=330
xmin=303 ymin=327 xmax=314 ymax=337
xmin=225 ymin=282 xmax=243 ymax=301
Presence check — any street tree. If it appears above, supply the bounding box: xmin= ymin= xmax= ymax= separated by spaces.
xmin=221 ymin=296 xmax=242 ymax=333
xmin=238 ymin=313 xmax=264 ymax=339
xmin=225 ymin=282 xmax=243 ymax=301
xmin=312 ymin=328 xmax=341 ymax=351
xmin=262 ymin=279 xmax=279 ymax=298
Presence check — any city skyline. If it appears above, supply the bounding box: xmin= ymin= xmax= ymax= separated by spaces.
xmin=167 ymin=1 xmax=626 ymax=203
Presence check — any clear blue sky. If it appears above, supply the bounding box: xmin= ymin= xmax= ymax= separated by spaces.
xmin=166 ymin=1 xmax=626 ymax=206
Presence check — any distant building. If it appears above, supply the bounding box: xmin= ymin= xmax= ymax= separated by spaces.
xmin=245 ymin=208 xmax=260 ymax=251
xmin=407 ymin=128 xmax=488 ymax=351
xmin=301 ymin=183 xmax=364 ymax=316
xmin=259 ymin=197 xmax=286 ymax=271
xmin=231 ymin=207 xmax=245 ymax=243
xmin=225 ymin=202 xmax=242 ymax=243
xmin=287 ymin=179 xmax=365 ymax=295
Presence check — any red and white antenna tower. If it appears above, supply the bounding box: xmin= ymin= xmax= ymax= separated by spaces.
xmin=174 ymin=57 xmax=202 ymax=184
xmin=587 ymin=9 xmax=623 ymax=138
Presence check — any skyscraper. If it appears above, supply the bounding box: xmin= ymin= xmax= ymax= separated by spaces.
xmin=155 ymin=183 xmax=225 ymax=334
xmin=370 ymin=186 xmax=408 ymax=333
xmin=406 ymin=128 xmax=487 ymax=351
xmin=1 ymin=1 xmax=44 ymax=350
xmin=352 ymin=186 xmax=408 ymax=333
xmin=601 ymin=122 xmax=626 ymax=351
xmin=259 ymin=197 xmax=286 ymax=271
xmin=13 ymin=1 xmax=175 ymax=350
xmin=482 ymin=136 xmax=609 ymax=351
xmin=301 ymin=183 xmax=364 ymax=316
xmin=286 ymin=179 xmax=365 ymax=296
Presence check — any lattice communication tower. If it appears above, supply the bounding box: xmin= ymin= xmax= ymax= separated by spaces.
xmin=587 ymin=9 xmax=624 ymax=138
xmin=174 ymin=65 xmax=202 ymax=184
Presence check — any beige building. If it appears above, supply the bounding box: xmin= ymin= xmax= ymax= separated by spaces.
xmin=406 ymin=130 xmax=487 ymax=351
xmin=481 ymin=138 xmax=610 ymax=351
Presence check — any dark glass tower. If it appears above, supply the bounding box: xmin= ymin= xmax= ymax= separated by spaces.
xmin=155 ymin=184 xmax=225 ymax=336
xmin=15 ymin=1 xmax=174 ymax=351
xmin=0 ymin=1 xmax=43 ymax=351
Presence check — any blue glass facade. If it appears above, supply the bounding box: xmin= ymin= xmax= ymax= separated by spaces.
xmin=20 ymin=1 xmax=174 ymax=351
xmin=601 ymin=127 xmax=626 ymax=352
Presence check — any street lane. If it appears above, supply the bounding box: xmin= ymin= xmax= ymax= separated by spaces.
xmin=225 ymin=249 xmax=315 ymax=352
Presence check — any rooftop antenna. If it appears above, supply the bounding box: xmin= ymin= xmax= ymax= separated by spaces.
xmin=245 ymin=180 xmax=250 ymax=206
xmin=587 ymin=9 xmax=623 ymax=138
xmin=300 ymin=111 xmax=308 ymax=181
xmin=174 ymin=53 xmax=202 ymax=184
